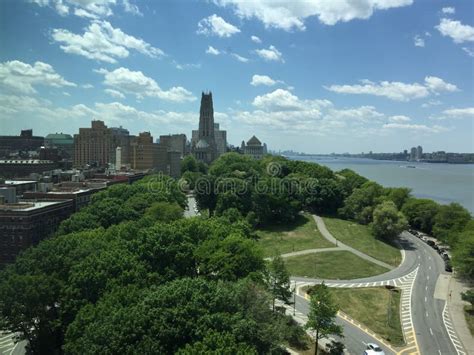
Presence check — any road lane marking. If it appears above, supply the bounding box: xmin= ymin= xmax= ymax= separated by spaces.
xmin=442 ymin=302 xmax=467 ymax=354
xmin=430 ymin=328 xmax=434 ymax=336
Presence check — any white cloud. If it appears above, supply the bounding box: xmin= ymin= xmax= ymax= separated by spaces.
xmin=0 ymin=60 xmax=76 ymax=94
xmin=442 ymin=107 xmax=474 ymax=119
xmin=436 ymin=18 xmax=474 ymax=44
xmin=382 ymin=123 xmax=448 ymax=133
xmin=326 ymin=76 xmax=458 ymax=101
xmin=96 ymin=67 xmax=196 ymax=102
xmin=123 ymin=0 xmax=142 ymax=16
xmin=105 ymin=88 xmax=125 ymax=99
xmin=213 ymin=0 xmax=413 ymax=30
xmin=414 ymin=35 xmax=425 ymax=47
xmin=421 ymin=99 xmax=442 ymax=108
xmin=231 ymin=53 xmax=249 ymax=63
xmin=251 ymin=35 xmax=261 ymax=43
xmin=441 ymin=7 xmax=455 ymax=15
xmin=173 ymin=61 xmax=201 ymax=70
xmin=462 ymin=47 xmax=474 ymax=57
xmin=389 ymin=115 xmax=411 ymax=122
xmin=250 ymin=74 xmax=282 ymax=86
xmin=424 ymin=76 xmax=458 ymax=93
xmin=197 ymin=14 xmax=240 ymax=37
xmin=52 ymin=20 xmax=164 ymax=63
xmin=32 ymin=0 xmax=116 ymax=17
xmin=74 ymin=8 xmax=99 ymax=19
xmin=255 ymin=45 xmax=284 ymax=62
xmin=82 ymin=83 xmax=94 ymax=89
xmin=205 ymin=45 xmax=221 ymax=55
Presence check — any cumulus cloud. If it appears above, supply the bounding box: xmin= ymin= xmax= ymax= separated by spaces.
xmin=421 ymin=99 xmax=442 ymax=108
xmin=251 ymin=35 xmax=261 ymax=43
xmin=326 ymin=76 xmax=458 ymax=101
xmin=52 ymin=20 xmax=164 ymax=63
xmin=442 ymin=107 xmax=474 ymax=119
xmin=96 ymin=67 xmax=195 ymax=102
xmin=105 ymin=88 xmax=125 ymax=99
xmin=197 ymin=14 xmax=240 ymax=37
xmin=389 ymin=115 xmax=411 ymax=122
xmin=205 ymin=45 xmax=221 ymax=55
xmin=250 ymin=74 xmax=282 ymax=86
xmin=255 ymin=45 xmax=284 ymax=62
xmin=441 ymin=7 xmax=455 ymax=15
xmin=31 ymin=0 xmax=142 ymax=17
xmin=213 ymin=0 xmax=413 ymax=30
xmin=462 ymin=47 xmax=474 ymax=57
xmin=414 ymin=35 xmax=425 ymax=47
xmin=382 ymin=123 xmax=448 ymax=133
xmin=0 ymin=60 xmax=76 ymax=94
xmin=231 ymin=53 xmax=249 ymax=62
xmin=436 ymin=18 xmax=474 ymax=44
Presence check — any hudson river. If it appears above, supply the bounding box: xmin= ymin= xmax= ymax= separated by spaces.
xmin=288 ymin=156 xmax=474 ymax=214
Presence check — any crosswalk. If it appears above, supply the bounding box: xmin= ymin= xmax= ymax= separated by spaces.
xmin=442 ymin=303 xmax=466 ymax=355
xmin=0 ymin=333 xmax=16 ymax=355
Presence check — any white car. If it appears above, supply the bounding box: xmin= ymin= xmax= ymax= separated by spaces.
xmin=363 ymin=343 xmax=385 ymax=355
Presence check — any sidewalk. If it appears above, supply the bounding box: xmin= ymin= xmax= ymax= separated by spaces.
xmin=447 ymin=276 xmax=474 ymax=354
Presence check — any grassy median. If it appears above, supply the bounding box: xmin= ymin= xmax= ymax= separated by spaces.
xmin=257 ymin=213 xmax=334 ymax=257
xmin=285 ymin=251 xmax=389 ymax=280
xmin=465 ymin=306 xmax=474 ymax=336
xmin=330 ymin=287 xmax=404 ymax=346
xmin=323 ymin=217 xmax=402 ymax=267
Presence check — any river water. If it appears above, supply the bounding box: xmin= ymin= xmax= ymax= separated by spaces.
xmin=287 ymin=155 xmax=474 ymax=214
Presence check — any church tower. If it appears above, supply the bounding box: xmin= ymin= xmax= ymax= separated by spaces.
xmin=192 ymin=91 xmax=218 ymax=164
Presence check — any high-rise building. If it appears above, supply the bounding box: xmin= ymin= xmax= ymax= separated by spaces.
xmin=74 ymin=121 xmax=132 ymax=168
xmin=130 ymin=132 xmax=158 ymax=170
xmin=416 ymin=145 xmax=423 ymax=160
xmin=0 ymin=129 xmax=44 ymax=158
xmin=159 ymin=134 xmax=186 ymax=157
xmin=192 ymin=92 xmax=218 ymax=164
xmin=410 ymin=147 xmax=417 ymax=161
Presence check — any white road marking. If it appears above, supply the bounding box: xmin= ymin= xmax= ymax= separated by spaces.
xmin=430 ymin=328 xmax=434 ymax=336
xmin=426 ymin=312 xmax=429 ymax=317
xmin=425 ymin=296 xmax=427 ymax=302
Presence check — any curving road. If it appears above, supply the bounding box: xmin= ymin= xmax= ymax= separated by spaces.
xmin=289 ymin=216 xmax=464 ymax=355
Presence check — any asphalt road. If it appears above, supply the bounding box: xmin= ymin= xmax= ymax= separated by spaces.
xmin=291 ymin=230 xmax=460 ymax=355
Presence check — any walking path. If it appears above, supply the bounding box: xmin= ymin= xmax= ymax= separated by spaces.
xmin=312 ymin=215 xmax=395 ymax=270
xmin=447 ymin=276 xmax=473 ymax=355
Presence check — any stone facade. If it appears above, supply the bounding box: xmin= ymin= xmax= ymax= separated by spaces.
xmin=242 ymin=136 xmax=266 ymax=160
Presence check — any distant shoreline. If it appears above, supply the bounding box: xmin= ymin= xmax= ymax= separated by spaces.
xmin=282 ymin=154 xmax=474 ymax=165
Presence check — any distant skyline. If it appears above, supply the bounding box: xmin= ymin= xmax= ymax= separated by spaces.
xmin=0 ymin=0 xmax=473 ymax=153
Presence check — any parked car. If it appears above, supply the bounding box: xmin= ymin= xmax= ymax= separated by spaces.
xmin=426 ymin=240 xmax=435 ymax=247
xmin=441 ymin=252 xmax=450 ymax=261
xmin=445 ymin=260 xmax=453 ymax=272
xmin=363 ymin=343 xmax=385 ymax=355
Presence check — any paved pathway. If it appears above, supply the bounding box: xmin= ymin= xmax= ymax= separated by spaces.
xmin=278 ymin=247 xmax=342 ymax=258
xmin=313 ymin=215 xmax=395 ymax=270
xmin=446 ymin=276 xmax=473 ymax=355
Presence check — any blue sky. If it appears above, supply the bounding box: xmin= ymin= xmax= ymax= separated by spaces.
xmin=0 ymin=0 xmax=473 ymax=153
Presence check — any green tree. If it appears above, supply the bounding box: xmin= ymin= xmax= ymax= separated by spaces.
xmin=305 ymin=283 xmax=343 ymax=355
xmin=461 ymin=290 xmax=474 ymax=307
xmin=384 ymin=187 xmax=411 ymax=210
xmin=432 ymin=203 xmax=471 ymax=244
xmin=452 ymin=227 xmax=474 ymax=280
xmin=338 ymin=181 xmax=384 ymax=224
xmin=372 ymin=201 xmax=408 ymax=240
xmin=181 ymin=154 xmax=199 ymax=174
xmin=401 ymin=198 xmax=440 ymax=234
xmin=265 ymin=253 xmax=292 ymax=311
xmin=145 ymin=201 xmax=183 ymax=222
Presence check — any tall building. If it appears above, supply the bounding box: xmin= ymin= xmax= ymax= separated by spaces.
xmin=192 ymin=92 xmax=218 ymax=164
xmin=410 ymin=147 xmax=417 ymax=161
xmin=214 ymin=123 xmax=227 ymax=157
xmin=45 ymin=133 xmax=74 ymax=159
xmin=416 ymin=145 xmax=423 ymax=161
xmin=159 ymin=134 xmax=187 ymax=157
xmin=130 ymin=132 xmax=159 ymax=170
xmin=242 ymin=136 xmax=266 ymax=160
xmin=74 ymin=121 xmax=132 ymax=168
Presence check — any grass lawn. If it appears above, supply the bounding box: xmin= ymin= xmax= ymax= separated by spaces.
xmin=327 ymin=287 xmax=404 ymax=347
xmin=285 ymin=251 xmax=389 ymax=280
xmin=464 ymin=306 xmax=474 ymax=336
xmin=323 ymin=217 xmax=402 ymax=267
xmin=257 ymin=214 xmax=334 ymax=257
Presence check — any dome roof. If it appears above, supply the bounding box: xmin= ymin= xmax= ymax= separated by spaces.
xmin=246 ymin=135 xmax=261 ymax=146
